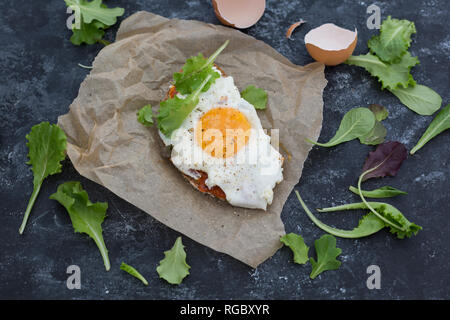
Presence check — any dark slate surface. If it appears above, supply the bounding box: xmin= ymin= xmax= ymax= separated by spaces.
xmin=0 ymin=0 xmax=449 ymax=300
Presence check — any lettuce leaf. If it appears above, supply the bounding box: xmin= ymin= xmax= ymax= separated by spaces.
xmin=241 ymin=85 xmax=268 ymax=110
xmin=137 ymin=104 xmax=154 ymax=126
xmin=19 ymin=122 xmax=67 ymax=234
xmin=389 ymin=84 xmax=442 ymax=116
xmin=368 ymin=16 xmax=416 ymax=63
xmin=346 ymin=52 xmax=419 ymax=90
xmin=280 ymin=233 xmax=309 ymax=264
xmin=65 ymin=0 xmax=124 ymax=46
xmin=120 ymin=262 xmax=148 ymax=286
xmin=50 ymin=181 xmax=110 ymax=271
xmin=157 ymin=237 xmax=190 ymax=285
xmin=309 ymin=235 xmax=342 ymax=279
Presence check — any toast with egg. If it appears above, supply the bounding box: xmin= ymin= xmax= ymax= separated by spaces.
xmin=157 ymin=45 xmax=284 ymax=210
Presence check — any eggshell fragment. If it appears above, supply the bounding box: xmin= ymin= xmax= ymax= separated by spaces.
xmin=212 ymin=0 xmax=266 ymax=29
xmin=304 ymin=23 xmax=357 ymax=66
xmin=286 ymin=19 xmax=306 ymax=39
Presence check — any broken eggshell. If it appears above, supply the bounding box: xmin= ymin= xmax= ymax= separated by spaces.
xmin=212 ymin=0 xmax=266 ymax=29
xmin=304 ymin=23 xmax=357 ymax=66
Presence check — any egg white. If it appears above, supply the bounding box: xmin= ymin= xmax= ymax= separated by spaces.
xmin=159 ymin=74 xmax=283 ymax=210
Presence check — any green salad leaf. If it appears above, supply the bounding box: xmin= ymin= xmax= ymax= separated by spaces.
xmin=358 ymin=104 xmax=388 ymax=145
xmin=368 ymin=16 xmax=416 ymax=63
xmin=157 ymin=237 xmax=190 ymax=285
xmin=173 ymin=40 xmax=229 ymax=95
xmin=280 ymin=233 xmax=309 ymax=264
xmin=19 ymin=122 xmax=67 ymax=234
xmin=120 ymin=262 xmax=149 ymax=286
xmin=359 ymin=121 xmax=387 ymax=145
xmin=137 ymin=104 xmax=154 ymax=126
xmin=346 ymin=52 xmax=419 ymax=90
xmin=389 ymin=85 xmax=442 ymax=116
xmin=368 ymin=104 xmax=389 ymax=122
xmin=296 ymin=191 xmax=385 ymax=239
xmin=65 ymin=0 xmax=124 ymax=26
xmin=306 ymin=107 xmax=375 ymax=147
xmin=158 ymin=74 xmax=212 ymax=137
xmin=241 ymin=85 xmax=268 ymax=110
xmin=65 ymin=0 xmax=124 ymax=46
xmin=319 ymin=202 xmax=422 ymax=239
xmin=411 ymin=104 xmax=450 ymax=154
xmin=309 ymin=235 xmax=342 ymax=279
xmin=50 ymin=181 xmax=110 ymax=271
xmin=70 ymin=20 xmax=106 ymax=45
xmin=349 ymin=186 xmax=407 ymax=198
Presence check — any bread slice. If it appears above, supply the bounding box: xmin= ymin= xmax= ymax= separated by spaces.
xmin=163 ymin=64 xmax=228 ymax=201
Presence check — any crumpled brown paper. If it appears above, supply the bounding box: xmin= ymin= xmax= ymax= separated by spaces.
xmin=58 ymin=11 xmax=327 ymax=268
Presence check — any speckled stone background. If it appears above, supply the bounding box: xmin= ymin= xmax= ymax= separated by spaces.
xmin=0 ymin=0 xmax=449 ymax=300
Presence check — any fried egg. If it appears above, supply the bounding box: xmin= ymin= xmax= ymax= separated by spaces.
xmin=159 ymin=71 xmax=283 ymax=210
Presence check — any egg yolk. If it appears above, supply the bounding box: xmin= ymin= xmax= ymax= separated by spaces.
xmin=196 ymin=107 xmax=251 ymax=158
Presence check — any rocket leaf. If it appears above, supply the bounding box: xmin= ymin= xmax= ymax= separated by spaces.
xmin=309 ymin=235 xmax=342 ymax=279
xmin=361 ymin=141 xmax=407 ymax=181
xmin=173 ymin=40 xmax=229 ymax=95
xmin=411 ymin=103 xmax=450 ymax=154
xmin=349 ymin=185 xmax=407 ymax=198
xmin=157 ymin=237 xmax=190 ymax=285
xmin=389 ymin=85 xmax=442 ymax=116
xmin=158 ymin=75 xmax=212 ymax=137
xmin=241 ymin=85 xmax=268 ymax=110
xmin=306 ymin=107 xmax=376 ymax=147
xmin=19 ymin=122 xmax=67 ymax=234
xmin=280 ymin=233 xmax=309 ymax=264
xmin=50 ymin=181 xmax=110 ymax=271
xmin=346 ymin=52 xmax=419 ymax=90
xmin=368 ymin=16 xmax=416 ymax=63
xmin=120 ymin=262 xmax=148 ymax=286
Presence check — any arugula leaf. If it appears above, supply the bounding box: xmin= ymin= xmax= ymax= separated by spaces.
xmin=137 ymin=104 xmax=154 ymax=126
xmin=349 ymin=186 xmax=407 ymax=198
xmin=295 ymin=191 xmax=385 ymax=238
xmin=361 ymin=141 xmax=407 ymax=181
xmin=173 ymin=40 xmax=229 ymax=95
xmin=241 ymin=85 xmax=268 ymax=110
xmin=368 ymin=16 xmax=416 ymax=63
xmin=309 ymin=235 xmax=342 ymax=279
xmin=389 ymin=84 xmax=442 ymax=116
xmin=346 ymin=52 xmax=419 ymax=90
xmin=157 ymin=237 xmax=190 ymax=285
xmin=318 ymin=202 xmax=422 ymax=239
xmin=120 ymin=262 xmax=148 ymax=286
xmin=19 ymin=122 xmax=67 ymax=234
xmin=50 ymin=181 xmax=110 ymax=271
xmin=65 ymin=0 xmax=124 ymax=46
xmin=411 ymin=104 xmax=450 ymax=154
xmin=306 ymin=107 xmax=375 ymax=147
xmin=158 ymin=74 xmax=212 ymax=137
xmin=280 ymin=233 xmax=309 ymax=264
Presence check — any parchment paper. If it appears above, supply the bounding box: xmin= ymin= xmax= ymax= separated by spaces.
xmin=58 ymin=11 xmax=327 ymax=268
